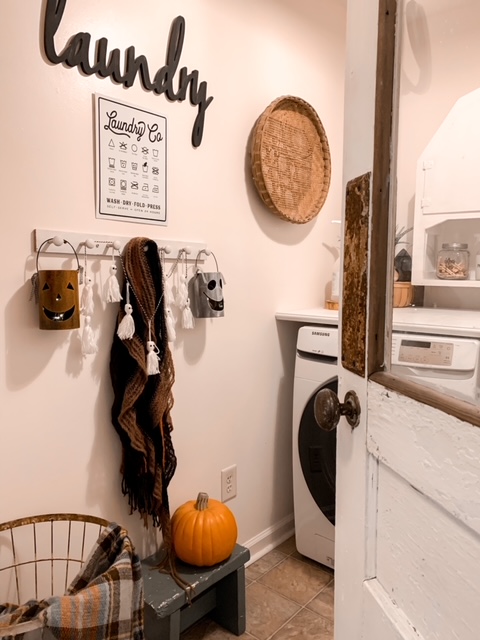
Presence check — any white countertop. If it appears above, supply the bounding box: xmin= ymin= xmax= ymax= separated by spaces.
xmin=275 ymin=307 xmax=339 ymax=325
xmin=275 ymin=306 xmax=480 ymax=338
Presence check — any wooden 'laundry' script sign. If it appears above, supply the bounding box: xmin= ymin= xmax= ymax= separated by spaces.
xmin=43 ymin=0 xmax=213 ymax=147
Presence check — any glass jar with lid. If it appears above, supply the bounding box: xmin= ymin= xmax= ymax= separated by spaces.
xmin=436 ymin=243 xmax=469 ymax=280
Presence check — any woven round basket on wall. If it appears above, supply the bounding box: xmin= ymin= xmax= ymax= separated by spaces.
xmin=250 ymin=96 xmax=331 ymax=224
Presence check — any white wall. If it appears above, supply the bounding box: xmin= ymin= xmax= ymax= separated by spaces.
xmin=0 ymin=0 xmax=346 ymax=557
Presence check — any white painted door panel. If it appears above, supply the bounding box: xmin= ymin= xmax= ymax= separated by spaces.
xmin=362 ymin=580 xmax=426 ymax=640
xmin=376 ymin=460 xmax=480 ymax=640
xmin=368 ymin=383 xmax=480 ymax=533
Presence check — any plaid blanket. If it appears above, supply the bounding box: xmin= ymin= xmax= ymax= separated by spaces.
xmin=0 ymin=523 xmax=144 ymax=640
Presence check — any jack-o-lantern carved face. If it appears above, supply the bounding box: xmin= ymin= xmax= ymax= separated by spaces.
xmin=38 ymin=270 xmax=80 ymax=330
xmin=190 ymin=271 xmax=225 ymax=318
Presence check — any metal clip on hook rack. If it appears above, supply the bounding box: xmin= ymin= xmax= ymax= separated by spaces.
xmin=34 ymin=229 xmax=208 ymax=261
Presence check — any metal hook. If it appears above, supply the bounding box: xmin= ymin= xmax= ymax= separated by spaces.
xmin=195 ymin=249 xmax=218 ymax=273
xmin=36 ymin=237 xmax=80 ymax=273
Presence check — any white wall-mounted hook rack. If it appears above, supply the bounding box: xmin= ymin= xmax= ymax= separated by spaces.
xmin=34 ymin=230 xmax=207 ymax=261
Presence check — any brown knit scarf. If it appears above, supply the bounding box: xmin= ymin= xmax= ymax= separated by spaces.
xmin=109 ymin=237 xmax=184 ymax=585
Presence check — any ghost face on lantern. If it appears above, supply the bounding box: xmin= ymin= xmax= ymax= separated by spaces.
xmin=191 ymin=271 xmax=225 ymax=318
xmin=38 ymin=269 xmax=80 ymax=330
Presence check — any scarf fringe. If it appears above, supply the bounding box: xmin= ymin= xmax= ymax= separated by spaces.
xmin=154 ymin=548 xmax=195 ymax=603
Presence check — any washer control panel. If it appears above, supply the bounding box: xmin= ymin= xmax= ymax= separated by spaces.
xmin=392 ymin=334 xmax=478 ymax=371
xmin=398 ymin=339 xmax=453 ymax=366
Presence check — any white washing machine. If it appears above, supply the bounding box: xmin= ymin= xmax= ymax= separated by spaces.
xmin=290 ymin=309 xmax=480 ymax=570
xmin=292 ymin=324 xmax=338 ymax=569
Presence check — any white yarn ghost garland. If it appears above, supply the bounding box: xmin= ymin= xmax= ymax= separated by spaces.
xmin=182 ymin=298 xmax=195 ymax=329
xmin=81 ymin=315 xmax=98 ymax=355
xmin=80 ymin=247 xmax=97 ymax=357
xmin=80 ymin=275 xmax=94 ymax=316
xmin=146 ymin=336 xmax=160 ymax=375
xmin=117 ymin=282 xmax=135 ymax=340
xmin=175 ymin=249 xmax=194 ymax=329
xmin=103 ymin=247 xmax=122 ymax=303
xmin=165 ymin=307 xmax=177 ymax=342
xmin=160 ymin=247 xmax=177 ymax=342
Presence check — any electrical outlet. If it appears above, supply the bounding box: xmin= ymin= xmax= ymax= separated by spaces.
xmin=221 ymin=465 xmax=237 ymax=502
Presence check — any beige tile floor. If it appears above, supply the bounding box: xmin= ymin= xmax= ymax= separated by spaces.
xmin=181 ymin=536 xmax=334 ymax=640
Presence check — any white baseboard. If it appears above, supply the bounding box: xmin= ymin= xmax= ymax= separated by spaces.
xmin=241 ymin=513 xmax=295 ymax=566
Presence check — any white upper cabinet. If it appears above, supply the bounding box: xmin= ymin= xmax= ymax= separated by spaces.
xmin=412 ymin=88 xmax=480 ymax=286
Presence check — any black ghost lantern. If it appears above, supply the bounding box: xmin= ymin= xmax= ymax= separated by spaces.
xmin=34 ymin=238 xmax=81 ymax=330
xmin=190 ymin=251 xmax=225 ymax=318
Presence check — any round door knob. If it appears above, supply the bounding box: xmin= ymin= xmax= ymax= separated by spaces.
xmin=314 ymin=388 xmax=361 ymax=431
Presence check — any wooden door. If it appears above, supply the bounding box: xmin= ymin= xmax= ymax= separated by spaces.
xmin=333 ymin=0 xmax=480 ymax=638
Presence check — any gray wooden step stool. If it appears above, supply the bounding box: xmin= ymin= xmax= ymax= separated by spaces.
xmin=142 ymin=544 xmax=250 ymax=640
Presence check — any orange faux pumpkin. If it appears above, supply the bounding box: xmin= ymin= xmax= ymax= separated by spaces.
xmin=172 ymin=492 xmax=238 ymax=566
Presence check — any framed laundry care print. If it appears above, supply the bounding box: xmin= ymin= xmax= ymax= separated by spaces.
xmin=95 ymin=94 xmax=167 ymax=225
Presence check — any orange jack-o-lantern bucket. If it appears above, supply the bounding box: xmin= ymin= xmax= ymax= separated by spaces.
xmin=34 ymin=238 xmax=81 ymax=330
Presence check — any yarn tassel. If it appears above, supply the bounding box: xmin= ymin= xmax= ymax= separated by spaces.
xmin=164 ymin=277 xmax=175 ymax=307
xmin=117 ymin=304 xmax=135 ymax=339
xmin=104 ymin=264 xmax=123 ymax=303
xmin=175 ymin=273 xmax=188 ymax=308
xmin=146 ymin=341 xmax=160 ymax=375
xmin=81 ymin=316 xmax=97 ymax=356
xmin=165 ymin=307 xmax=176 ymax=342
xmin=80 ymin=276 xmax=94 ymax=316
xmin=182 ymin=298 xmax=195 ymax=329
xmin=146 ymin=321 xmax=160 ymax=375
xmin=117 ymin=282 xmax=135 ymax=340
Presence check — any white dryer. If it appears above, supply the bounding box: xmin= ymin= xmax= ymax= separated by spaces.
xmin=292 ymin=324 xmax=338 ymax=569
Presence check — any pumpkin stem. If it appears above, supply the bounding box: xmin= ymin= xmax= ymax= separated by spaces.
xmin=195 ymin=492 xmax=209 ymax=510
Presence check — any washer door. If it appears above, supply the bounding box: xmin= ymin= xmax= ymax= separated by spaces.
xmin=298 ymin=378 xmax=337 ymax=526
